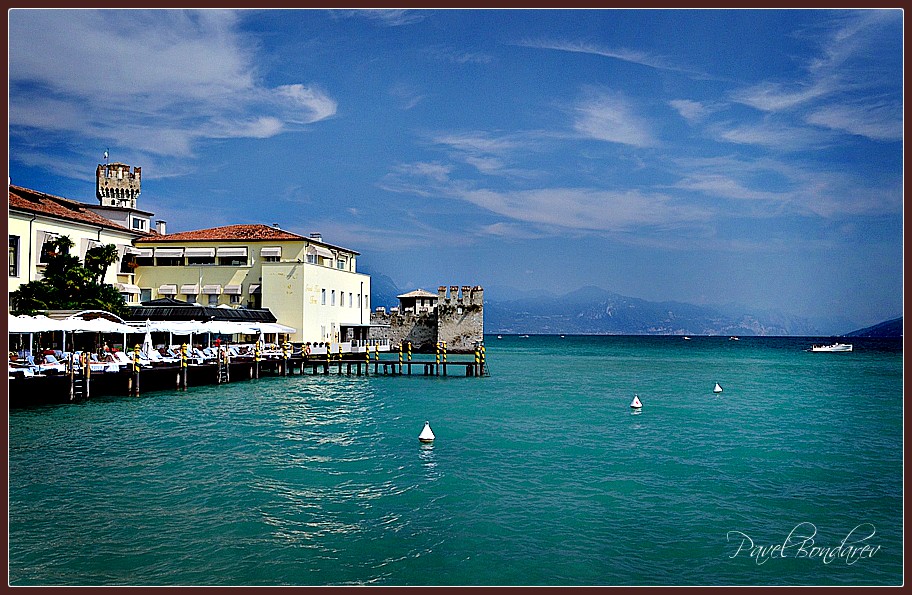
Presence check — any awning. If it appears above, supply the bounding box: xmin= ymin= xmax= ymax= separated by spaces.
xmin=123 ymin=246 xmax=143 ymax=255
xmin=134 ymin=248 xmax=154 ymax=258
xmin=248 ymin=284 xmax=261 ymax=294
xmin=260 ymin=247 xmax=282 ymax=257
xmin=224 ymin=284 xmax=242 ymax=295
xmin=306 ymin=245 xmax=334 ymax=259
xmin=180 ymin=284 xmax=200 ymax=294
xmin=184 ymin=247 xmax=216 ymax=258
xmin=216 ymin=247 xmax=248 ymax=257
xmin=154 ymin=247 xmax=184 ymax=258
xmin=115 ymin=283 xmax=141 ymax=294
xmin=202 ymin=284 xmax=222 ymax=295
xmin=158 ymin=284 xmax=178 ymax=295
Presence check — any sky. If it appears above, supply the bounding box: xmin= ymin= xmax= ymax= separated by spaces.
xmin=7 ymin=9 xmax=904 ymax=327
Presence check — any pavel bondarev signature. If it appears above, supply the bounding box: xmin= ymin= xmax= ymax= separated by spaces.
xmin=727 ymin=522 xmax=880 ymax=565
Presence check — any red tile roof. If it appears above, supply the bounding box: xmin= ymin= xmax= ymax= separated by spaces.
xmin=138 ymin=224 xmax=307 ymax=243
xmin=9 ymin=184 xmax=135 ymax=233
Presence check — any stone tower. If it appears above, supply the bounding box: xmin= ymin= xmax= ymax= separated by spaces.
xmin=96 ymin=162 xmax=141 ymax=209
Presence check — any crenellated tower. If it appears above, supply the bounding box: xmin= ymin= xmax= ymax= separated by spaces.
xmin=96 ymin=162 xmax=141 ymax=209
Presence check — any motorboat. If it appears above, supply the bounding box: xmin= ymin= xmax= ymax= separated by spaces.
xmin=809 ymin=342 xmax=853 ymax=352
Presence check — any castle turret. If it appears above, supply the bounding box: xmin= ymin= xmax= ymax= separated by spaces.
xmin=96 ymin=162 xmax=141 ymax=209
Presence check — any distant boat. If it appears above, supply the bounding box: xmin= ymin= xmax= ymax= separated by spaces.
xmin=521 ymin=334 xmax=530 ymax=338
xmin=683 ymin=336 xmax=691 ymax=340
xmin=560 ymin=335 xmax=565 ymax=338
xmin=809 ymin=342 xmax=853 ymax=352
xmin=729 ymin=337 xmax=739 ymax=341
xmin=630 ymin=394 xmax=642 ymax=409
xmin=497 ymin=335 xmax=503 ymax=339
xmin=713 ymin=383 xmax=723 ymax=394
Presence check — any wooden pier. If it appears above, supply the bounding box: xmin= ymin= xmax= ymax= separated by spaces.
xmin=9 ymin=342 xmax=488 ymax=407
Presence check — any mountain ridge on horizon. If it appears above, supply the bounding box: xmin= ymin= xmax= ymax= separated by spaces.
xmin=364 ymin=273 xmax=886 ymax=337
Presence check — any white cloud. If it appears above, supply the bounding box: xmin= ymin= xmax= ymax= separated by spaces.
xmin=275 ymin=84 xmax=338 ymax=123
xmin=711 ymin=119 xmax=831 ymax=151
xmin=458 ymin=187 xmax=708 ymax=233
xmin=333 ymin=9 xmax=425 ymax=27
xmin=8 ymin=9 xmax=336 ymax=163
xmin=669 ymin=99 xmax=710 ymax=124
xmin=518 ymin=38 xmax=707 ymax=77
xmin=573 ymin=92 xmax=654 ymax=147
xmin=805 ymin=103 xmax=902 ymax=142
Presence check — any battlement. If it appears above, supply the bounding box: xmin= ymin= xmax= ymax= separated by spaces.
xmin=96 ymin=162 xmax=141 ymax=209
xmin=437 ymin=284 xmax=484 ymax=307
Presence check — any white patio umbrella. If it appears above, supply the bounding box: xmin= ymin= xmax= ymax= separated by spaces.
xmin=141 ymin=331 xmax=154 ymax=359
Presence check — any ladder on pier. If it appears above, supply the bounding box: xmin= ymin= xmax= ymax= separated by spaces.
xmin=217 ymin=359 xmax=230 ymax=384
xmin=71 ymin=376 xmax=87 ymax=400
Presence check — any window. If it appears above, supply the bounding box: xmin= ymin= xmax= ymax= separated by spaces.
xmin=140 ymin=288 xmax=152 ymax=302
xmin=136 ymin=256 xmax=154 ymax=267
xmin=357 ymin=294 xmax=361 ymax=309
xmin=185 ymin=294 xmax=197 ymax=304
xmin=349 ymin=293 xmax=353 ymax=308
xmin=331 ymin=290 xmax=336 ymax=306
xmin=336 ymin=258 xmax=346 ymax=270
xmin=219 ymin=256 xmax=246 ymax=266
xmin=9 ymin=235 xmax=19 ymax=277
xmin=321 ymin=288 xmax=326 ymax=305
xmin=208 ymin=294 xmax=219 ymax=306
xmin=307 ymin=253 xmax=318 ymax=264
xmin=131 ymin=217 xmax=145 ymax=230
xmin=156 ymin=257 xmax=183 ymax=266
xmin=187 ymin=256 xmax=215 ymax=265
xmin=263 ymin=255 xmax=280 ymax=263
xmin=120 ymin=254 xmax=138 ymax=273
xmin=229 ymin=294 xmax=241 ymax=304
xmin=38 ymin=235 xmax=66 ymax=264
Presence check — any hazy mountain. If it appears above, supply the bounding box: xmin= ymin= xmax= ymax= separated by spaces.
xmin=369 ymin=277 xmax=857 ymax=336
xmin=484 ymin=285 xmax=828 ymax=336
xmin=844 ymin=317 xmax=903 ymax=338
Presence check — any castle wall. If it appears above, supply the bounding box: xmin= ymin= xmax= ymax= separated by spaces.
xmin=436 ymin=285 xmax=484 ymax=352
xmin=369 ymin=284 xmax=484 ymax=353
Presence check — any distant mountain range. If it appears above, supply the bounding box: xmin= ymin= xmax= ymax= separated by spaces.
xmin=844 ymin=317 xmax=903 ymax=338
xmin=364 ymin=272 xmax=892 ymax=337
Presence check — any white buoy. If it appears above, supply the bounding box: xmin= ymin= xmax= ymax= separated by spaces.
xmin=418 ymin=421 xmax=435 ymax=443
xmin=713 ymin=383 xmax=723 ymax=394
xmin=630 ymin=394 xmax=642 ymax=409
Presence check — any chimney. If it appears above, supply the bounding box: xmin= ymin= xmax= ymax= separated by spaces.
xmin=155 ymin=220 xmax=167 ymax=235
xmin=309 ymin=232 xmax=322 ymax=242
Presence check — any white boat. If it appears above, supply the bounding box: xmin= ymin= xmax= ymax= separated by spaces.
xmin=630 ymin=394 xmax=642 ymax=409
xmin=729 ymin=337 xmax=739 ymax=341
xmin=810 ymin=342 xmax=853 ymax=352
xmin=713 ymin=383 xmax=723 ymax=394
xmin=497 ymin=335 xmax=503 ymax=339
xmin=683 ymin=336 xmax=691 ymax=340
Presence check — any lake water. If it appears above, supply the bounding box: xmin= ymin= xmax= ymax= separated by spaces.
xmin=8 ymin=335 xmax=903 ymax=586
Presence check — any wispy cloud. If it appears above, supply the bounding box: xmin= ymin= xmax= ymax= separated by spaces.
xmin=518 ymin=38 xmax=708 ymax=77
xmin=572 ymin=91 xmax=655 ymax=147
xmin=8 ymin=9 xmax=336 ymax=166
xmin=669 ymin=99 xmax=711 ymax=124
xmin=710 ymin=118 xmax=832 ymax=151
xmin=332 ymin=9 xmax=425 ymax=27
xmin=422 ymin=45 xmax=493 ymax=64
xmin=805 ymin=102 xmax=901 ymax=141
xmin=729 ymin=9 xmax=901 ymax=146
xmin=430 ymin=131 xmax=546 ymax=177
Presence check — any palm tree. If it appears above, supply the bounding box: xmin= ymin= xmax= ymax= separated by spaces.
xmin=84 ymin=243 xmax=121 ymax=284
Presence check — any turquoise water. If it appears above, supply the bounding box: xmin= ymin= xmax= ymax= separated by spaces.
xmin=8 ymin=335 xmax=903 ymax=586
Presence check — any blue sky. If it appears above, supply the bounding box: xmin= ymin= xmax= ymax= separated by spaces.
xmin=8 ymin=9 xmax=903 ymax=326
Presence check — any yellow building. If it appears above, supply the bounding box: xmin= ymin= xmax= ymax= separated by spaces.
xmin=133 ymin=225 xmax=372 ymax=344
xmin=8 ymin=184 xmax=147 ymax=304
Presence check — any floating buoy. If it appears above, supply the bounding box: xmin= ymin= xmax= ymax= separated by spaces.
xmin=713 ymin=383 xmax=723 ymax=394
xmin=418 ymin=421 xmax=435 ymax=443
xmin=630 ymin=394 xmax=642 ymax=409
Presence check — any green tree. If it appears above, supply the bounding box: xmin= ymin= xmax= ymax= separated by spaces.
xmin=10 ymin=235 xmax=127 ymax=317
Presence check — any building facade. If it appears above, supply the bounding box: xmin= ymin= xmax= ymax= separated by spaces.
xmin=133 ymin=226 xmax=372 ymax=344
xmin=8 ymin=185 xmax=147 ymax=303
